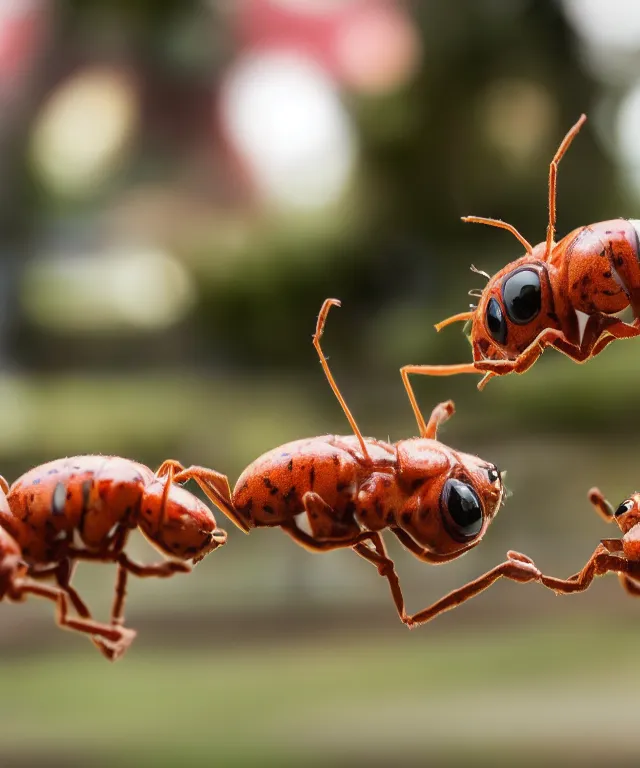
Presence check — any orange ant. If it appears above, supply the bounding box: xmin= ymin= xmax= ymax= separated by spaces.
xmin=187 ymin=298 xmax=541 ymax=628
xmin=400 ymin=114 xmax=640 ymax=401
xmin=541 ymin=487 xmax=640 ymax=599
xmin=0 ymin=456 xmax=227 ymax=659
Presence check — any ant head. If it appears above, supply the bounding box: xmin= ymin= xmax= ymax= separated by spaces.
xmin=396 ymin=440 xmax=504 ymax=556
xmin=139 ymin=479 xmax=227 ymax=563
xmin=432 ymin=115 xmax=587 ymax=382
xmin=611 ymin=493 xmax=640 ymax=535
xmin=466 ymin=258 xmax=559 ymax=364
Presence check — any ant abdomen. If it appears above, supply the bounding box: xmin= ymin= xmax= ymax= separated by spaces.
xmin=559 ymin=219 xmax=640 ymax=317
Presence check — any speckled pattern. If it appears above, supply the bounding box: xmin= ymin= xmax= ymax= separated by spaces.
xmin=0 ymin=455 xmax=222 ymax=565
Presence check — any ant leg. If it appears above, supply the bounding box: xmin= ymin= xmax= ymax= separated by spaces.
xmin=170 ymin=464 xmax=248 ymax=534
xmin=406 ymin=555 xmax=541 ymax=628
xmin=155 ymin=459 xmax=185 ymax=476
xmin=619 ymin=574 xmax=640 ymax=597
xmin=400 ymin=373 xmax=457 ymax=438
xmin=423 ymin=400 xmax=455 ymax=440
xmin=313 ymin=299 xmax=371 ymax=463
xmin=540 ymin=543 xmax=634 ymax=594
xmin=588 ymin=487 xmax=615 ymax=522
xmin=109 ymin=554 xmax=190 ymax=636
xmin=15 ymin=580 xmax=135 ymax=661
xmin=117 ymin=552 xmax=191 ymax=578
xmin=544 ymin=114 xmax=587 ymax=259
xmin=352 ymin=533 xmax=409 ymax=624
xmin=391 ymin=526 xmax=479 ymax=564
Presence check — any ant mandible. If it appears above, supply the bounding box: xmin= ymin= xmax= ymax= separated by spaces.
xmin=0 ymin=456 xmax=227 ymax=660
xmin=186 ymin=298 xmax=541 ymax=628
xmin=540 ymin=487 xmax=640 ymax=599
xmin=400 ymin=113 xmax=640 ymax=405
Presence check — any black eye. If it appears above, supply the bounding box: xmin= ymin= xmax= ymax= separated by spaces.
xmin=502 ymin=269 xmax=541 ymax=324
xmin=615 ymin=500 xmax=634 ymax=517
xmin=488 ymin=467 xmax=500 ymax=483
xmin=485 ymin=298 xmax=507 ymax=345
xmin=440 ymin=478 xmax=483 ymax=541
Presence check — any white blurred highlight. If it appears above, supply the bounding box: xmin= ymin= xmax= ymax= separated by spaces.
xmin=563 ymin=0 xmax=640 ymax=51
xmin=220 ymin=51 xmax=356 ymax=211
xmin=616 ymin=83 xmax=640 ymax=197
xmin=30 ymin=67 xmax=139 ymax=197
xmin=23 ymin=245 xmax=195 ymax=333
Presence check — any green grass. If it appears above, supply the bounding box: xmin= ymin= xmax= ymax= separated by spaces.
xmin=0 ymin=617 xmax=635 ymax=767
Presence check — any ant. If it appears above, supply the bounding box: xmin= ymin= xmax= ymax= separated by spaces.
xmin=0 ymin=456 xmax=227 ymax=660
xmin=540 ymin=487 xmax=640 ymax=599
xmin=400 ymin=113 xmax=640 ymax=402
xmin=188 ymin=298 xmax=541 ymax=628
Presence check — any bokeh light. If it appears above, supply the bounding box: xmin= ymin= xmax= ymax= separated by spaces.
xmin=220 ymin=50 xmax=357 ymax=211
xmin=30 ymin=66 xmax=139 ymax=198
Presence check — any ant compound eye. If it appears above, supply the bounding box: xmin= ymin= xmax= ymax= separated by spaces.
xmin=440 ymin=478 xmax=483 ymax=541
xmin=485 ymin=298 xmax=507 ymax=345
xmin=615 ymin=500 xmax=635 ymax=517
xmin=502 ymin=269 xmax=541 ymax=324
xmin=487 ymin=466 xmax=500 ymax=484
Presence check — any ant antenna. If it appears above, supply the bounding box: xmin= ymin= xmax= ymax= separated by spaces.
xmin=462 ymin=216 xmax=533 ymax=255
xmin=545 ymin=114 xmax=587 ymax=261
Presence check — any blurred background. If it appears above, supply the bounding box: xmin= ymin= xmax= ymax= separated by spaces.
xmin=0 ymin=0 xmax=639 ymax=765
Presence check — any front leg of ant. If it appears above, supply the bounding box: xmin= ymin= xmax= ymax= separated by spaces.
xmin=588 ymin=487 xmax=615 ymax=522
xmin=424 ymin=400 xmax=455 ymax=440
xmin=405 ymin=556 xmax=541 ymax=628
xmin=352 ymin=534 xmax=409 ymax=624
xmin=540 ymin=543 xmax=628 ymax=594
xmin=14 ymin=580 xmax=135 ymax=661
xmin=391 ymin=526 xmax=478 ymax=564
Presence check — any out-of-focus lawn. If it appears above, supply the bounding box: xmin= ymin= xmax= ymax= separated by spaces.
xmin=0 ymin=617 xmax=633 ymax=768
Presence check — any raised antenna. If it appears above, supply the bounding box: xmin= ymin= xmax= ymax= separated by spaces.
xmin=462 ymin=216 xmax=533 ymax=256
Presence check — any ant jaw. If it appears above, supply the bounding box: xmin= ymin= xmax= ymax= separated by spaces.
xmin=212 ymin=528 xmax=228 ymax=546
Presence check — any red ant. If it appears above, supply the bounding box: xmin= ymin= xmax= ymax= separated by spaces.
xmin=189 ymin=298 xmax=541 ymax=628
xmin=400 ymin=113 xmax=640 ymax=403
xmin=0 ymin=456 xmax=227 ymax=660
xmin=540 ymin=487 xmax=640 ymax=598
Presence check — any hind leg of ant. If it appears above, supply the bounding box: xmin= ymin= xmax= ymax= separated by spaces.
xmin=167 ymin=464 xmax=249 ymax=535
xmin=405 ymin=556 xmax=541 ymax=628
xmin=352 ymin=534 xmax=409 ymax=624
xmin=117 ymin=552 xmax=191 ymax=578
xmin=298 ymin=491 xmax=363 ymax=541
xmin=15 ymin=580 xmax=135 ymax=661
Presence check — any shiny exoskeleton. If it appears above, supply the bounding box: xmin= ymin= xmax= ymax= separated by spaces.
xmin=540 ymin=488 xmax=640 ymax=599
xmin=195 ymin=299 xmax=541 ymax=628
xmin=400 ymin=114 xmax=640 ymax=405
xmin=0 ymin=455 xmax=227 ymax=660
